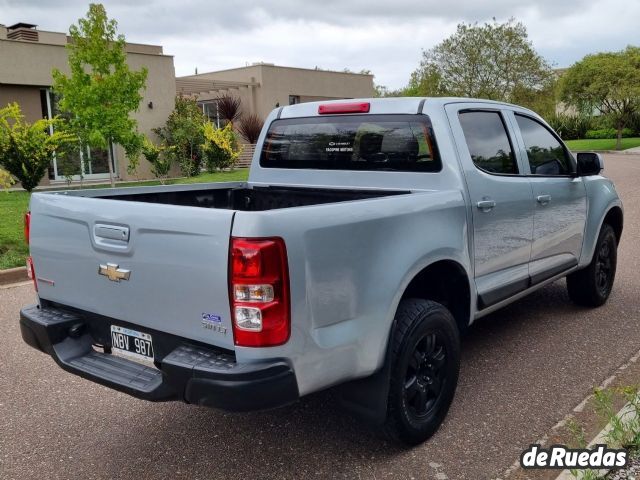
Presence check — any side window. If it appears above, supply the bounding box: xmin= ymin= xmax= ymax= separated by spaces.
xmin=515 ymin=114 xmax=573 ymax=175
xmin=459 ymin=111 xmax=518 ymax=174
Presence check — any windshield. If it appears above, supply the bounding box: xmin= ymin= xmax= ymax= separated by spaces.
xmin=260 ymin=114 xmax=441 ymax=172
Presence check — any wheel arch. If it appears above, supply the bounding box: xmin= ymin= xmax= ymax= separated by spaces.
xmin=399 ymin=259 xmax=472 ymax=335
xmin=603 ymin=206 xmax=623 ymax=245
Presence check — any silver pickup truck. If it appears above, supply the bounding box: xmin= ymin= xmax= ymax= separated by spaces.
xmin=20 ymin=97 xmax=623 ymax=444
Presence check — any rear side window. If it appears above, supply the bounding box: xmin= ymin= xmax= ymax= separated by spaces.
xmin=459 ymin=111 xmax=518 ymax=175
xmin=260 ymin=114 xmax=441 ymax=172
xmin=515 ymin=114 xmax=574 ymax=175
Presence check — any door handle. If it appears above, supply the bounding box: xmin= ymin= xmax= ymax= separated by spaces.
xmin=536 ymin=194 xmax=551 ymax=205
xmin=476 ymin=200 xmax=496 ymax=211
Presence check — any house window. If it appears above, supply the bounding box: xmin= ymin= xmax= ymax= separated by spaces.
xmin=199 ymin=101 xmax=221 ymax=128
xmin=41 ymin=88 xmax=116 ymax=181
xmin=289 ymin=95 xmax=300 ymax=105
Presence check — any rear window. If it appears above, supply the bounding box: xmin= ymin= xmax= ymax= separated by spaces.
xmin=260 ymin=114 xmax=441 ymax=172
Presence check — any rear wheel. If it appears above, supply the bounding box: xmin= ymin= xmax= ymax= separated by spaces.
xmin=567 ymin=223 xmax=617 ymax=307
xmin=383 ymin=299 xmax=460 ymax=445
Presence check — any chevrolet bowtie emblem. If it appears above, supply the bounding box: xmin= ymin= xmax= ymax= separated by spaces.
xmin=98 ymin=263 xmax=131 ymax=282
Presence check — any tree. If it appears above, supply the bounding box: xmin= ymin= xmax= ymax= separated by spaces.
xmin=559 ymin=46 xmax=640 ymax=150
xmin=154 ymin=96 xmax=206 ymax=177
xmin=407 ymin=19 xmax=554 ymax=111
xmin=0 ymin=103 xmax=75 ymax=192
xmin=52 ymin=3 xmax=148 ymax=187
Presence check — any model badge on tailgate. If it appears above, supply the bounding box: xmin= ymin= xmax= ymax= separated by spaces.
xmin=202 ymin=313 xmax=226 ymax=334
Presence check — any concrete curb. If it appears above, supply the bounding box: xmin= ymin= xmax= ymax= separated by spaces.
xmin=0 ymin=266 xmax=28 ymax=285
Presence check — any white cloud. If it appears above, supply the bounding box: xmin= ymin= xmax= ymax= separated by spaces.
xmin=1 ymin=0 xmax=639 ymax=89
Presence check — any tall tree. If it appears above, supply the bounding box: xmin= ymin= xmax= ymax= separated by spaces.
xmin=407 ymin=19 xmax=554 ymax=113
xmin=559 ymin=46 xmax=640 ymax=150
xmin=52 ymin=3 xmax=147 ymax=186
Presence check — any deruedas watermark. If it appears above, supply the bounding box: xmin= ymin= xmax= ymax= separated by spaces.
xmin=520 ymin=444 xmax=627 ymax=469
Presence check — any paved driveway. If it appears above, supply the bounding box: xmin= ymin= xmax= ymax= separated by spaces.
xmin=1 ymin=154 xmax=639 ymax=480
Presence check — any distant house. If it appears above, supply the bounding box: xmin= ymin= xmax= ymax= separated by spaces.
xmin=0 ymin=22 xmax=176 ymax=185
xmin=176 ymin=63 xmax=375 ymax=124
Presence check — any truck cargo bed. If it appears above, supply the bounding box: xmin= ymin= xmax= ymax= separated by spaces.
xmin=98 ymin=185 xmax=408 ymax=211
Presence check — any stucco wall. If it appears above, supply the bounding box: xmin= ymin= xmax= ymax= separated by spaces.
xmin=181 ymin=64 xmax=375 ymax=121
xmin=0 ymin=85 xmax=43 ymax=121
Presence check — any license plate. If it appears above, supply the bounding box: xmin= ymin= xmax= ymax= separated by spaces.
xmin=110 ymin=325 xmax=154 ymax=361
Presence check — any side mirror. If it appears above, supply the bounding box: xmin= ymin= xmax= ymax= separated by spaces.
xmin=576 ymin=152 xmax=604 ymax=176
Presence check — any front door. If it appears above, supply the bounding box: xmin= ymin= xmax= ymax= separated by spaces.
xmin=511 ymin=113 xmax=587 ymax=284
xmin=446 ymin=104 xmax=534 ymax=308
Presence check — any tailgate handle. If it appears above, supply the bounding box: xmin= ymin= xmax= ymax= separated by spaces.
xmin=94 ymin=224 xmax=130 ymax=243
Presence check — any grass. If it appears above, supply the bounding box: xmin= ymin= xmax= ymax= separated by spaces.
xmin=0 ymin=190 xmax=30 ymax=270
xmin=565 ymin=137 xmax=640 ymax=151
xmin=0 ymin=169 xmax=249 ymax=270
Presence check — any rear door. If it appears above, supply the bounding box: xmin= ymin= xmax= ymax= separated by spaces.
xmin=29 ymin=193 xmax=236 ymax=349
xmin=510 ymin=113 xmax=587 ymax=283
xmin=446 ymin=104 xmax=534 ymax=308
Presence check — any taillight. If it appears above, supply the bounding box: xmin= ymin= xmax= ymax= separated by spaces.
xmin=318 ymin=102 xmax=370 ymax=114
xmin=27 ymin=256 xmax=37 ymax=292
xmin=230 ymin=237 xmax=290 ymax=347
xmin=24 ymin=212 xmax=31 ymax=244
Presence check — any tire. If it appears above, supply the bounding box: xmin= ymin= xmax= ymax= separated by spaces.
xmin=383 ymin=299 xmax=460 ymax=445
xmin=567 ymin=223 xmax=618 ymax=307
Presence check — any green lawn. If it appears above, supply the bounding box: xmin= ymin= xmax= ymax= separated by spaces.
xmin=0 ymin=190 xmax=30 ymax=270
xmin=565 ymin=137 xmax=640 ymax=151
xmin=0 ymin=169 xmax=249 ymax=270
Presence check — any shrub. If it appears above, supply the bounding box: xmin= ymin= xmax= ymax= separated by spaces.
xmin=237 ymin=113 xmax=264 ymax=144
xmin=628 ymin=113 xmax=640 ymax=136
xmin=141 ymin=137 xmax=171 ymax=184
xmin=585 ymin=128 xmax=634 ymax=139
xmin=202 ymin=122 xmax=242 ymax=172
xmin=590 ymin=115 xmax=614 ymax=130
xmin=154 ymin=96 xmax=205 ymax=177
xmin=0 ymin=103 xmax=75 ymax=192
xmin=0 ymin=168 xmax=14 ymax=190
xmin=546 ymin=114 xmax=593 ymax=140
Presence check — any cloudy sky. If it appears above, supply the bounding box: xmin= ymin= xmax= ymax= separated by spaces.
xmin=2 ymin=0 xmax=639 ymax=89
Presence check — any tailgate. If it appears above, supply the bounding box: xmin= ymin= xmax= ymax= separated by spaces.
xmin=29 ymin=193 xmax=236 ymax=350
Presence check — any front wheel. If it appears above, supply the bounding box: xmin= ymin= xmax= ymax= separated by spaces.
xmin=567 ymin=223 xmax=618 ymax=307
xmin=383 ymin=299 xmax=460 ymax=445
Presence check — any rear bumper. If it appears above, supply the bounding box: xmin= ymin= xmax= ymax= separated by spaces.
xmin=19 ymin=303 xmax=299 ymax=411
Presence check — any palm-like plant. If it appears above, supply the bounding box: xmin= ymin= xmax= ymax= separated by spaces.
xmin=237 ymin=113 xmax=264 ymax=144
xmin=216 ymin=94 xmax=242 ymax=125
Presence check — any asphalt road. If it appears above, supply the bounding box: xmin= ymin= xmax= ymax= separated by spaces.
xmin=2 ymin=154 xmax=640 ymax=480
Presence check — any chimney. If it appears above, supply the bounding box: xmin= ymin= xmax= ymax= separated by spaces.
xmin=7 ymin=23 xmax=39 ymax=42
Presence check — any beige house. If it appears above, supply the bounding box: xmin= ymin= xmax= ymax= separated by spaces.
xmin=176 ymin=63 xmax=375 ymax=124
xmin=1 ymin=22 xmax=375 ymax=185
xmin=0 ymin=23 xmax=176 ymax=185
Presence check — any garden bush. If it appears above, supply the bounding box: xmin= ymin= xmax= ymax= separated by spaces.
xmin=202 ymin=122 xmax=242 ymax=172
xmin=546 ymin=114 xmax=593 ymax=140
xmin=585 ymin=128 xmax=634 ymax=139
xmin=141 ymin=137 xmax=172 ymax=184
xmin=154 ymin=96 xmax=206 ymax=177
xmin=0 ymin=103 xmax=75 ymax=192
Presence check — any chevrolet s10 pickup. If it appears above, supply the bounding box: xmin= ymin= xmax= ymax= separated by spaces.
xmin=20 ymin=98 xmax=623 ymax=444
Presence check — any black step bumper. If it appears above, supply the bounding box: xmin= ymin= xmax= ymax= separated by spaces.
xmin=20 ymin=304 xmax=299 ymax=411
